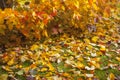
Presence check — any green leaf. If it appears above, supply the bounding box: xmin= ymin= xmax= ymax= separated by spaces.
xmin=16 ymin=70 xmax=24 ymax=75
xmin=22 ymin=60 xmax=32 ymax=67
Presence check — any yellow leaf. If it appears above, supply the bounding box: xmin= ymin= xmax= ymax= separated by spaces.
xmin=0 ymin=74 xmax=8 ymax=80
xmin=100 ymin=45 xmax=106 ymax=51
xmin=40 ymin=22 xmax=44 ymax=29
xmin=108 ymin=73 xmax=115 ymax=80
xmin=94 ymin=63 xmax=100 ymax=68
xmin=2 ymin=66 xmax=12 ymax=72
xmin=97 ymin=32 xmax=104 ymax=36
xmin=43 ymin=29 xmax=48 ymax=37
xmin=30 ymin=44 xmax=39 ymax=51
xmin=47 ymin=63 xmax=54 ymax=71
xmin=92 ymin=58 xmax=100 ymax=62
xmin=41 ymin=67 xmax=48 ymax=72
xmin=46 ymin=72 xmax=53 ymax=77
xmin=116 ymin=57 xmax=120 ymax=61
xmin=61 ymin=6 xmax=65 ymax=11
xmin=74 ymin=1 xmax=79 ymax=8
xmin=84 ymin=38 xmax=90 ymax=43
xmin=91 ymin=36 xmax=99 ymax=43
xmin=7 ymin=58 xmax=14 ymax=66
xmin=93 ymin=3 xmax=99 ymax=10
xmin=11 ymin=51 xmax=16 ymax=55
xmin=90 ymin=61 xmax=100 ymax=68
xmin=96 ymin=52 xmax=103 ymax=56
xmin=87 ymin=45 xmax=93 ymax=50
xmin=77 ymin=57 xmax=84 ymax=61
xmin=76 ymin=62 xmax=85 ymax=69
xmin=15 ymin=65 xmax=22 ymax=69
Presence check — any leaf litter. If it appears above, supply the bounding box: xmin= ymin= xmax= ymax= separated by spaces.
xmin=0 ymin=29 xmax=120 ymax=80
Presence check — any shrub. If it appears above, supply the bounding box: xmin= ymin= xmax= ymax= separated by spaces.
xmin=0 ymin=0 xmax=119 ymax=42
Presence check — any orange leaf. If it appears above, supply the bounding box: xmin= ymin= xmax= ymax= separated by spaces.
xmin=104 ymin=6 xmax=111 ymax=17
xmin=21 ymin=29 xmax=29 ymax=37
xmin=43 ymin=19 xmax=48 ymax=25
xmin=34 ymin=30 xmax=41 ymax=39
xmin=88 ymin=0 xmax=93 ymax=6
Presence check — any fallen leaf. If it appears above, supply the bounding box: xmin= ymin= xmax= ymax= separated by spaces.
xmin=100 ymin=45 xmax=106 ymax=53
xmin=76 ymin=62 xmax=85 ymax=69
xmin=41 ymin=67 xmax=48 ymax=72
xmin=7 ymin=58 xmax=14 ymax=66
xmin=107 ymin=73 xmax=115 ymax=80
xmin=16 ymin=70 xmax=24 ymax=75
xmin=91 ymin=36 xmax=99 ymax=43
xmin=30 ymin=44 xmax=39 ymax=51
xmin=88 ymin=0 xmax=93 ymax=6
xmin=85 ymin=74 xmax=94 ymax=78
xmin=85 ymin=66 xmax=95 ymax=70
xmin=116 ymin=57 xmax=120 ymax=61
xmin=0 ymin=74 xmax=8 ymax=80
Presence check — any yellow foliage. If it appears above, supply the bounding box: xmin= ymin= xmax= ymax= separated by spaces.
xmin=43 ymin=30 xmax=48 ymax=37
xmin=84 ymin=38 xmax=91 ymax=43
xmin=91 ymin=36 xmax=99 ymax=43
xmin=41 ymin=67 xmax=48 ymax=72
xmin=77 ymin=57 xmax=84 ymax=61
xmin=76 ymin=62 xmax=85 ymax=69
xmin=7 ymin=58 xmax=15 ymax=66
xmin=100 ymin=45 xmax=106 ymax=51
xmin=116 ymin=57 xmax=120 ymax=61
xmin=47 ymin=63 xmax=55 ymax=71
xmin=30 ymin=44 xmax=39 ymax=51
xmin=108 ymin=73 xmax=115 ymax=80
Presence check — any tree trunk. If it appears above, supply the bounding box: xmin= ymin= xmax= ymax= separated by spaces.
xmin=0 ymin=0 xmax=6 ymax=10
xmin=0 ymin=0 xmax=13 ymax=10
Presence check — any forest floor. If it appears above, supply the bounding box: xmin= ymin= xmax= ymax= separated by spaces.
xmin=0 ymin=28 xmax=120 ymax=80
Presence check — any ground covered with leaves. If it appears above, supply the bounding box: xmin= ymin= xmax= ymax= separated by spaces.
xmin=0 ymin=29 xmax=120 ymax=80
xmin=0 ymin=0 xmax=120 ymax=80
